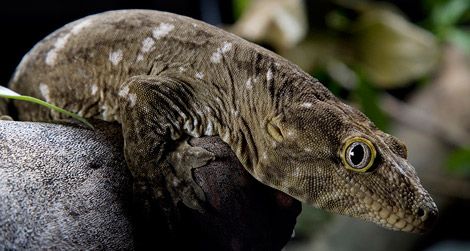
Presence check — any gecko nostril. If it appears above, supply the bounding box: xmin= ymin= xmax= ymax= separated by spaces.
xmin=411 ymin=205 xmax=438 ymax=233
xmin=417 ymin=208 xmax=425 ymax=217
xmin=418 ymin=205 xmax=438 ymax=231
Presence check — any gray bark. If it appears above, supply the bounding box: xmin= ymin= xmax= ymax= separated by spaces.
xmin=0 ymin=121 xmax=300 ymax=250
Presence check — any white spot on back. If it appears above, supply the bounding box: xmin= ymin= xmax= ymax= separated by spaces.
xmin=195 ymin=72 xmax=204 ymax=79
xmin=152 ymin=23 xmax=175 ymax=40
xmin=220 ymin=42 xmax=232 ymax=53
xmin=210 ymin=41 xmax=232 ymax=63
xmin=136 ymin=37 xmax=155 ymax=62
xmin=136 ymin=54 xmax=144 ymax=62
xmin=71 ymin=19 xmax=92 ymax=35
xmin=211 ymin=53 xmax=222 ymax=64
xmin=45 ymin=33 xmax=71 ymax=66
xmin=141 ymin=37 xmax=155 ymax=53
xmin=301 ymin=102 xmax=313 ymax=108
xmin=53 ymin=34 xmax=70 ymax=50
xmin=178 ymin=66 xmax=186 ymax=73
xmin=109 ymin=50 xmax=123 ymax=66
xmin=91 ymin=84 xmax=98 ymax=95
xmin=44 ymin=19 xmax=93 ymax=66
xmin=266 ymin=68 xmax=273 ymax=81
xmin=39 ymin=83 xmax=50 ymax=101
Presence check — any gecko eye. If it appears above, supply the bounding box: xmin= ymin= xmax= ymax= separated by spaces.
xmin=341 ymin=137 xmax=376 ymax=172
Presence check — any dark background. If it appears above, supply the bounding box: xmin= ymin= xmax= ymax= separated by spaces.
xmin=0 ymin=0 xmax=236 ymax=85
xmin=0 ymin=0 xmax=427 ymax=86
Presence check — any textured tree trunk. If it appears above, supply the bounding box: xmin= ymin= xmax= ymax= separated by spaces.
xmin=0 ymin=120 xmax=301 ymax=250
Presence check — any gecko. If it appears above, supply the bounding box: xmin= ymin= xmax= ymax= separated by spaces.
xmin=6 ymin=9 xmax=437 ymax=233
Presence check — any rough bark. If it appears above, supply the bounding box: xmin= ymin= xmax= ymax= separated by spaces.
xmin=0 ymin=120 xmax=301 ymax=250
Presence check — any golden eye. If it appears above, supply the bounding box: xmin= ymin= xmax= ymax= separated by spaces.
xmin=341 ymin=137 xmax=376 ymax=172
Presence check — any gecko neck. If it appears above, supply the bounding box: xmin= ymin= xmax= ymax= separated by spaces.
xmin=166 ymin=63 xmax=313 ymax=176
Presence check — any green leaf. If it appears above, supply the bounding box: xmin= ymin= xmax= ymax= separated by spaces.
xmin=447 ymin=28 xmax=470 ymax=55
xmin=431 ymin=0 xmax=469 ymax=27
xmin=446 ymin=148 xmax=470 ymax=175
xmin=0 ymin=86 xmax=94 ymax=129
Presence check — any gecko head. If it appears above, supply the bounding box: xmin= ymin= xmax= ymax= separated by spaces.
xmin=254 ymin=89 xmax=438 ymax=233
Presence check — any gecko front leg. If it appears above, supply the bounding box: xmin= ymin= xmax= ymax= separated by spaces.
xmin=119 ymin=75 xmax=211 ymax=211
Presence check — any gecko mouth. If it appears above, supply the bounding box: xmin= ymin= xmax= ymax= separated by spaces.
xmin=366 ymin=202 xmax=437 ymax=233
xmin=350 ymin=185 xmax=438 ymax=233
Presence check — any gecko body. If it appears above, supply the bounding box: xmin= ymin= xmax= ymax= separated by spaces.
xmin=8 ymin=10 xmax=437 ymax=233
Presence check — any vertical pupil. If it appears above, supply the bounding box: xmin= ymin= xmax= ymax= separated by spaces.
xmin=350 ymin=144 xmax=365 ymax=166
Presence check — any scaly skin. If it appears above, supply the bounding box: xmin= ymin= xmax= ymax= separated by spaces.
xmin=8 ymin=10 xmax=437 ymax=233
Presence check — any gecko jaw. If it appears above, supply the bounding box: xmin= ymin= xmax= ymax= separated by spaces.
xmin=349 ymin=183 xmax=438 ymax=233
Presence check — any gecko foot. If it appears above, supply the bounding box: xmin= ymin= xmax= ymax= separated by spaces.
xmin=168 ymin=139 xmax=215 ymax=211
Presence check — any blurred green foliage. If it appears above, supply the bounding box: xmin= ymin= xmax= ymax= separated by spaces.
xmin=425 ymin=0 xmax=470 ymax=178
xmin=353 ymin=75 xmax=389 ymax=131
xmin=424 ymin=0 xmax=470 ymax=54
xmin=386 ymin=0 xmax=470 ymax=176
xmin=447 ymin=148 xmax=470 ymax=176
xmin=294 ymin=205 xmax=333 ymax=239
xmin=312 ymin=69 xmax=342 ymax=97
xmin=233 ymin=0 xmax=250 ymax=20
xmin=314 ymin=69 xmax=389 ymax=130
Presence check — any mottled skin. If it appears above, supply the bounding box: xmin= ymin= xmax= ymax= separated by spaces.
xmin=8 ymin=10 xmax=437 ymax=233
